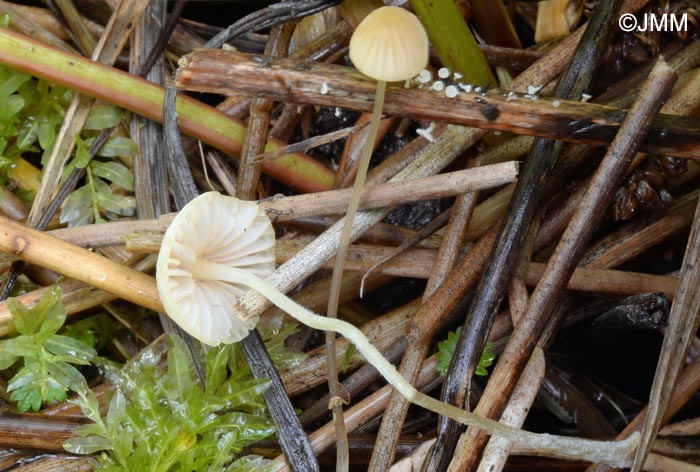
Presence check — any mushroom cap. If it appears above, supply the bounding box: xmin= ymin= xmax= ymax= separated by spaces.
xmin=349 ymin=6 xmax=429 ymax=82
xmin=156 ymin=192 xmax=276 ymax=346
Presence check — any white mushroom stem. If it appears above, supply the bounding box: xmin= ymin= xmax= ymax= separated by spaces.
xmin=191 ymin=259 xmax=638 ymax=467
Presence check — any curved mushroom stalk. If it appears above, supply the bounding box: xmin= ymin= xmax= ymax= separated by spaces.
xmin=157 ymin=192 xmax=639 ymax=467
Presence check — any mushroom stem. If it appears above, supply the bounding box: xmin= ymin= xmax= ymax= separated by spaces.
xmin=193 ymin=260 xmax=638 ymax=467
xmin=325 ymin=79 xmax=386 ymax=471
xmin=327 ymin=79 xmax=387 ymax=317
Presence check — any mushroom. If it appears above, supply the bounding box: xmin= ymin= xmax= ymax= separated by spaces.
xmin=156 ymin=192 xmax=275 ymax=345
xmin=327 ymin=4 xmax=430 ymax=365
xmin=156 ymin=192 xmax=640 ymax=466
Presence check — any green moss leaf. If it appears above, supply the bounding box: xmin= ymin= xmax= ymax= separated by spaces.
xmin=63 ymin=434 xmax=113 ymax=455
xmin=9 ymin=360 xmax=67 ymax=412
xmin=90 ymin=161 xmax=134 ymax=191
xmin=88 ymin=136 xmax=138 ymax=158
xmin=44 ymin=334 xmax=96 ymax=364
xmin=8 ymin=286 xmax=63 ymax=336
xmin=94 ymin=177 xmax=136 ymax=218
xmin=166 ymin=334 xmax=194 ymax=407
xmin=59 ymin=184 xmax=93 ymax=227
xmin=84 ymin=104 xmax=124 ymax=130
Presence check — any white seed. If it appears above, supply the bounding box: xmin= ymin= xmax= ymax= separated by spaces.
xmin=438 ymin=67 xmax=450 ymax=79
xmin=453 ymin=72 xmax=463 ymax=80
xmin=527 ymin=85 xmax=543 ymax=95
xmin=506 ymin=91 xmax=517 ymax=101
xmin=431 ymin=81 xmax=445 ymax=91
xmin=459 ymin=83 xmax=473 ymax=93
xmin=552 ymin=100 xmax=561 ymax=107
xmin=335 ymin=107 xmax=342 ymax=117
xmin=320 ymin=83 xmax=330 ymax=95
xmin=445 ymin=85 xmax=459 ymax=98
xmin=417 ymin=69 xmax=432 ymax=83
xmin=524 ymin=93 xmax=538 ymax=101
xmin=581 ymin=93 xmax=592 ymax=102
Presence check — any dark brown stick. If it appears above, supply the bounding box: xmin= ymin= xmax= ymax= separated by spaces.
xmin=631 ymin=178 xmax=700 ymax=469
xmin=175 ymin=49 xmax=700 ymax=159
xmin=450 ymin=58 xmax=677 ymax=471
xmin=429 ymin=3 xmax=624 ymax=468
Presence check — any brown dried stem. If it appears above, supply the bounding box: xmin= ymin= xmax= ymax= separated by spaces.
xmin=175 ymin=49 xmax=700 ymax=159
xmin=271 ymin=354 xmax=440 ymax=472
xmin=369 ymin=188 xmax=478 ymax=471
xmin=449 ymin=58 xmax=677 ymax=471
xmin=0 ymin=214 xmax=162 ymax=312
xmin=631 ymin=178 xmax=700 ymax=470
xmin=237 ymin=23 xmax=295 ymax=200
xmin=586 ymin=353 xmax=700 ymax=472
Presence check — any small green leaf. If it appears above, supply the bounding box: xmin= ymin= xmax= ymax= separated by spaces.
xmin=1 ymin=95 xmax=24 ymax=119
xmin=8 ymin=286 xmax=63 ymax=336
xmin=0 ymin=337 xmax=35 ymax=369
xmin=475 ymin=342 xmax=496 ymax=377
xmin=435 ymin=328 xmax=495 ymax=377
xmin=59 ymin=185 xmax=93 ymax=226
xmin=11 ymin=386 xmax=46 ymax=413
xmin=88 ymin=136 xmax=138 ymax=158
xmin=44 ymin=334 xmax=96 ymax=364
xmin=0 ymin=72 xmax=30 ymax=99
xmin=37 ymin=113 xmax=60 ymax=152
xmin=5 ymin=298 xmax=31 ymax=335
xmin=90 ymin=161 xmax=134 ymax=191
xmin=84 ymin=104 xmax=124 ymax=130
xmin=74 ymin=389 xmax=103 ymax=424
xmin=435 ymin=327 xmax=461 ymax=377
xmin=64 ymin=435 xmax=113 ymax=455
xmin=166 ymin=334 xmax=194 ymax=406
xmin=71 ymin=136 xmax=92 ymax=169
xmin=47 ymin=361 xmax=88 ymax=392
xmin=93 ymin=177 xmax=135 ymax=219
xmin=106 ymin=390 xmax=126 ymax=431
xmin=206 ymin=345 xmax=230 ymax=396
xmin=9 ymin=361 xmax=68 ymax=412
xmin=16 ymin=118 xmax=39 ymax=150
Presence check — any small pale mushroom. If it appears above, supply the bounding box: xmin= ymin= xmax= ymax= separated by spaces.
xmin=156 ymin=192 xmax=640 ymax=467
xmin=327 ymin=4 xmax=430 ymax=358
xmin=156 ymin=192 xmax=275 ymax=345
xmin=328 ymin=11 xmax=431 ymax=460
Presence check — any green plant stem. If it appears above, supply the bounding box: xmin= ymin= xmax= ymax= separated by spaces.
xmin=410 ymin=0 xmax=494 ymax=85
xmin=0 ymin=28 xmax=333 ymax=193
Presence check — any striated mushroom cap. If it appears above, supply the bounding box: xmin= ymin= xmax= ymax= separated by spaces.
xmin=156 ymin=192 xmax=275 ymax=346
xmin=349 ymin=6 xmax=429 ymax=82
